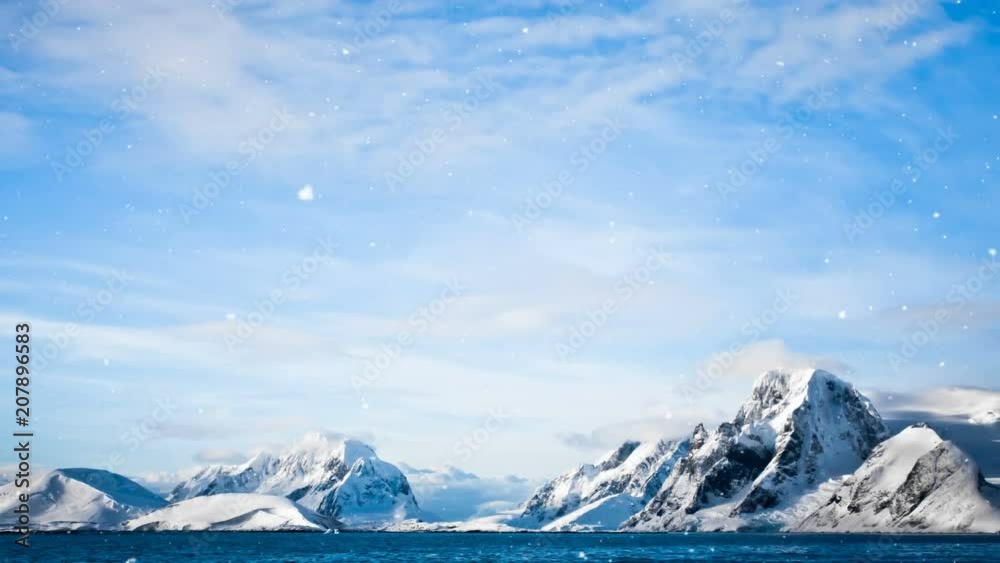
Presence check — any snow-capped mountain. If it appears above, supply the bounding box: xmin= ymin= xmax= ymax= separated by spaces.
xmin=0 ymin=469 xmax=166 ymax=531
xmin=797 ymin=424 xmax=1000 ymax=533
xmin=169 ymin=433 xmax=420 ymax=527
xmin=517 ymin=439 xmax=687 ymax=531
xmin=127 ymin=493 xmax=336 ymax=532
xmin=8 ymin=372 xmax=996 ymax=535
xmin=624 ymin=369 xmax=888 ymax=531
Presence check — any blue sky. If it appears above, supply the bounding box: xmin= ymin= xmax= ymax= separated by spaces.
xmin=1 ymin=0 xmax=998 ymax=485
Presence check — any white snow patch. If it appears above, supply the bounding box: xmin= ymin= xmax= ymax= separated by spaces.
xmin=127 ymin=493 xmax=332 ymax=531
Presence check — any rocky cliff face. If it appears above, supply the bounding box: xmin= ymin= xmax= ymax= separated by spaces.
xmin=517 ymin=439 xmax=687 ymax=530
xmin=624 ymin=369 xmax=888 ymax=531
xmin=169 ymin=433 xmax=420 ymax=527
xmin=798 ymin=424 xmax=1000 ymax=533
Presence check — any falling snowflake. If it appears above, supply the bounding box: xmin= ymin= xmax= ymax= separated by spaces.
xmin=298 ymin=184 xmax=315 ymax=201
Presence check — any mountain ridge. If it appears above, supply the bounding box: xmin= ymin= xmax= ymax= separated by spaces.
xmin=169 ymin=432 xmax=420 ymax=527
xmin=11 ymin=370 xmax=998 ymax=533
xmin=624 ymin=368 xmax=889 ymax=531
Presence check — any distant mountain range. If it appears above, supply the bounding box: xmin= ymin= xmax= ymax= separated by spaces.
xmin=166 ymin=432 xmax=420 ymax=527
xmin=3 ymin=369 xmax=997 ymax=533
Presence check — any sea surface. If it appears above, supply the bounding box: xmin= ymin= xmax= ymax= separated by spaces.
xmin=4 ymin=532 xmax=1000 ymax=562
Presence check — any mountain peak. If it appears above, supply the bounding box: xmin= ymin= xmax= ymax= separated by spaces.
xmin=747 ymin=368 xmax=843 ymax=402
xmin=626 ymin=367 xmax=888 ymax=531
xmin=736 ymin=368 xmax=880 ymax=437
xmin=169 ymin=433 xmax=419 ymax=526
xmin=0 ymin=469 xmax=166 ymax=531
xmin=339 ymin=439 xmax=377 ymax=465
xmin=595 ymin=440 xmax=641 ymax=469
xmin=289 ymin=433 xmax=377 ymax=463
xmin=753 ymin=367 xmax=833 ymax=384
xmin=798 ymin=423 xmax=1000 ymax=533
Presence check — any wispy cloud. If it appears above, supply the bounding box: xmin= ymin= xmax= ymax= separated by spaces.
xmin=2 ymin=0 xmax=997 ymax=479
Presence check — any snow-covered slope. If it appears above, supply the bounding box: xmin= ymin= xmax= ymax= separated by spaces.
xmin=127 ymin=493 xmax=335 ymax=531
xmin=543 ymin=493 xmax=646 ymax=532
xmin=798 ymin=424 xmax=1000 ymax=533
xmin=625 ymin=369 xmax=888 ymax=531
xmin=169 ymin=433 xmax=420 ymax=527
xmin=517 ymin=439 xmax=687 ymax=530
xmin=0 ymin=469 xmax=166 ymax=530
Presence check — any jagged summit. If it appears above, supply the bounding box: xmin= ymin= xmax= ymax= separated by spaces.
xmin=595 ymin=441 xmax=642 ymax=469
xmin=736 ymin=369 xmax=876 ymax=427
xmin=169 ymin=432 xmax=419 ymax=527
xmin=624 ymin=369 xmax=888 ymax=531
xmin=6 ymin=372 xmax=997 ymax=534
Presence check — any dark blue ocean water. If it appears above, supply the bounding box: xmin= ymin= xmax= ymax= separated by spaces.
xmin=4 ymin=532 xmax=1000 ymax=562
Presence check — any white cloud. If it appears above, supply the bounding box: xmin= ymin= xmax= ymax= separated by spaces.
xmin=130 ymin=467 xmax=201 ymax=495
xmin=701 ymin=339 xmax=854 ymax=381
xmin=399 ymin=464 xmax=540 ymax=521
xmin=6 ymin=0 xmax=995 ymax=482
xmin=872 ymin=386 xmax=1000 ymax=422
xmin=194 ymin=448 xmax=248 ymax=464
xmin=10 ymin=0 xmax=974 ymax=180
